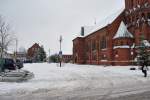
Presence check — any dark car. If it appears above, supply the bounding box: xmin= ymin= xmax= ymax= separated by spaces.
xmin=16 ymin=59 xmax=23 ymax=69
xmin=0 ymin=58 xmax=16 ymax=71
xmin=24 ymin=59 xmax=32 ymax=63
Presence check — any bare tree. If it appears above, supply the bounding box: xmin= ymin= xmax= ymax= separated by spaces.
xmin=0 ymin=15 xmax=16 ymax=58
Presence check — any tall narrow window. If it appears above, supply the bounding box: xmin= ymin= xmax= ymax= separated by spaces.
xmin=121 ymin=41 xmax=124 ymax=45
xmin=92 ymin=52 xmax=97 ymax=60
xmin=148 ymin=13 xmax=150 ymax=19
xmin=148 ymin=13 xmax=150 ymax=25
xmin=100 ymin=36 xmax=107 ymax=49
xmin=131 ymin=0 xmax=133 ymax=8
xmin=92 ymin=40 xmax=96 ymax=51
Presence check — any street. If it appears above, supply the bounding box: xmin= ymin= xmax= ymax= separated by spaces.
xmin=0 ymin=63 xmax=150 ymax=100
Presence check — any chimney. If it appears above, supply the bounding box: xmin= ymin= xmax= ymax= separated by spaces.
xmin=81 ymin=27 xmax=84 ymax=36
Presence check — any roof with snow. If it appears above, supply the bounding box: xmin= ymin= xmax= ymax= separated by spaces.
xmin=82 ymin=26 xmax=94 ymax=35
xmin=79 ymin=8 xmax=125 ymax=37
xmin=113 ymin=21 xmax=134 ymax=39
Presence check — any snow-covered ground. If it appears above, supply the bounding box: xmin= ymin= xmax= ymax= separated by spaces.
xmin=0 ymin=63 xmax=150 ymax=99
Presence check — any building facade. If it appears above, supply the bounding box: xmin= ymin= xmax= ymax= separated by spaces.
xmin=62 ymin=55 xmax=73 ymax=63
xmin=73 ymin=0 xmax=150 ymax=66
xmin=27 ymin=43 xmax=41 ymax=61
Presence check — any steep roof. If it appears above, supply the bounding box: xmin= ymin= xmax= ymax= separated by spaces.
xmin=79 ymin=8 xmax=124 ymax=37
xmin=113 ymin=21 xmax=134 ymax=39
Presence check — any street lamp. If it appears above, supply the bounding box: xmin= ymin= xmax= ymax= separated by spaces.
xmin=15 ymin=38 xmax=18 ymax=62
xmin=59 ymin=35 xmax=63 ymax=67
xmin=48 ymin=49 xmax=50 ymax=63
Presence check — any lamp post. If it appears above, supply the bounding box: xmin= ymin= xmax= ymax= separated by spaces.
xmin=59 ymin=35 xmax=62 ymax=67
xmin=48 ymin=49 xmax=50 ymax=63
xmin=15 ymin=38 xmax=18 ymax=62
xmin=130 ymin=43 xmax=135 ymax=66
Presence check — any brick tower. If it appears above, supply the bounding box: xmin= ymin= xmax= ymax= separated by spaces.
xmin=124 ymin=0 xmax=150 ymax=45
xmin=113 ymin=21 xmax=134 ymax=65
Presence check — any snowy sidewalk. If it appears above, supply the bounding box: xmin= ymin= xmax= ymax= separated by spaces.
xmin=0 ymin=63 xmax=150 ymax=100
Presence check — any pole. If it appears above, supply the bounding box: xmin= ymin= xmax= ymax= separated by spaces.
xmin=15 ymin=39 xmax=18 ymax=62
xmin=59 ymin=35 xmax=62 ymax=67
xmin=48 ymin=49 xmax=50 ymax=63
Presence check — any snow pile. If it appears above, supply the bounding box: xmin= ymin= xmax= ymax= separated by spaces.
xmin=113 ymin=45 xmax=130 ymax=49
xmin=113 ymin=21 xmax=134 ymax=39
xmin=0 ymin=63 xmax=149 ymax=96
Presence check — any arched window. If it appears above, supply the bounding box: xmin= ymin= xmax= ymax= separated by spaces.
xmin=115 ymin=41 xmax=118 ymax=46
xmin=120 ymin=41 xmax=124 ymax=45
xmin=86 ymin=43 xmax=89 ymax=52
xmin=142 ymin=13 xmax=146 ymax=18
xmin=148 ymin=13 xmax=150 ymax=19
xmin=127 ymin=41 xmax=129 ymax=45
xmin=130 ymin=0 xmax=133 ymax=8
xmin=86 ymin=53 xmax=89 ymax=60
xmin=137 ymin=0 xmax=140 ymax=5
xmin=92 ymin=40 xmax=96 ymax=51
xmin=115 ymin=50 xmax=118 ymax=55
xmin=141 ymin=13 xmax=146 ymax=22
xmin=100 ymin=54 xmax=107 ymax=60
xmin=143 ymin=0 xmax=148 ymax=4
xmin=148 ymin=13 xmax=150 ymax=25
xmin=100 ymin=36 xmax=107 ymax=49
xmin=92 ymin=52 xmax=97 ymax=60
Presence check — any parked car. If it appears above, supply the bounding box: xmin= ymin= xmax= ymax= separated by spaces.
xmin=0 ymin=58 xmax=16 ymax=71
xmin=24 ymin=59 xmax=32 ymax=63
xmin=16 ymin=59 xmax=24 ymax=69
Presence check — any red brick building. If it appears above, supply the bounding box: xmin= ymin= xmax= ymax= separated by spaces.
xmin=62 ymin=55 xmax=73 ymax=63
xmin=73 ymin=0 xmax=150 ymax=66
xmin=27 ymin=43 xmax=41 ymax=61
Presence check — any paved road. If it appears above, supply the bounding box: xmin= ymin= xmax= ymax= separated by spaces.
xmin=1 ymin=82 xmax=150 ymax=100
xmin=108 ymin=91 xmax=150 ymax=100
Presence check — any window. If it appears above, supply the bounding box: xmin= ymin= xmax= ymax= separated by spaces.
xmin=100 ymin=54 xmax=107 ymax=60
xmin=32 ymin=48 xmax=34 ymax=51
xmin=86 ymin=44 xmax=89 ymax=52
xmin=127 ymin=41 xmax=129 ymax=45
xmin=142 ymin=13 xmax=145 ymax=17
xmin=131 ymin=0 xmax=133 ymax=7
xmin=100 ymin=36 xmax=107 ymax=49
xmin=137 ymin=0 xmax=140 ymax=5
xmin=115 ymin=41 xmax=118 ymax=46
xmin=120 ymin=41 xmax=124 ymax=45
xmin=86 ymin=53 xmax=89 ymax=60
xmin=92 ymin=41 xmax=96 ymax=51
xmin=115 ymin=51 xmax=118 ymax=55
xmin=148 ymin=13 xmax=150 ymax=25
xmin=92 ymin=52 xmax=97 ymax=60
xmin=148 ymin=13 xmax=150 ymax=19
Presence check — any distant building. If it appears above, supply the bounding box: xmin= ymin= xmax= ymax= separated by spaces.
xmin=73 ymin=0 xmax=150 ymax=66
xmin=0 ymin=50 xmax=27 ymax=61
xmin=27 ymin=43 xmax=41 ymax=61
xmin=2 ymin=51 xmax=13 ymax=58
xmin=62 ymin=55 xmax=73 ymax=63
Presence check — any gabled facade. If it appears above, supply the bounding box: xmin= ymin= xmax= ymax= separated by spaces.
xmin=73 ymin=0 xmax=150 ymax=66
xmin=27 ymin=43 xmax=41 ymax=61
xmin=62 ymin=55 xmax=73 ymax=63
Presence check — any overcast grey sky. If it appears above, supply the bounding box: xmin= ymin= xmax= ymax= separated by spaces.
xmin=0 ymin=0 xmax=124 ymax=55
